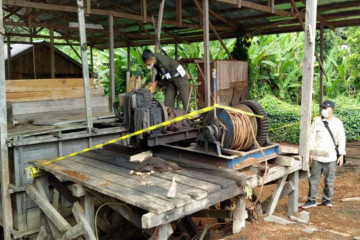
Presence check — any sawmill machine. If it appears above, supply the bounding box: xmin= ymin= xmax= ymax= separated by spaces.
xmin=114 ymin=88 xmax=278 ymax=170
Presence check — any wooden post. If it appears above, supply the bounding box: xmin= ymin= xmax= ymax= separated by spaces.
xmin=176 ymin=0 xmax=182 ymax=26
xmin=175 ymin=42 xmax=178 ymax=61
xmin=0 ymin=2 xmax=14 ymax=238
xmin=77 ymin=0 xmax=93 ymax=129
xmin=288 ymin=171 xmax=299 ymax=216
xmin=50 ymin=27 xmax=55 ymax=79
xmin=319 ymin=23 xmax=324 ymax=113
xmin=90 ymin=45 xmax=94 ymax=77
xmin=155 ymin=0 xmax=165 ymax=53
xmin=265 ymin=174 xmax=288 ymax=216
xmin=203 ymin=0 xmax=211 ymax=106
xmin=6 ymin=36 xmax=11 ymax=80
xmin=127 ymin=43 xmax=130 ymax=71
xmin=233 ymin=195 xmax=247 ymax=234
xmin=108 ymin=15 xmax=115 ymax=110
xmin=141 ymin=0 xmax=147 ymax=23
xmin=31 ymin=35 xmax=37 ymax=79
xmin=299 ymin=0 xmax=317 ymax=171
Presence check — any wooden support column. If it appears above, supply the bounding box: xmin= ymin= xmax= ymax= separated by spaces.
xmin=299 ymin=0 xmax=318 ymax=171
xmin=233 ymin=194 xmax=247 ymax=234
xmin=175 ymin=42 xmax=178 ymax=61
xmin=288 ymin=171 xmax=299 ymax=216
xmin=176 ymin=0 xmax=182 ymax=26
xmin=141 ymin=0 xmax=147 ymax=23
xmin=77 ymin=0 xmax=93 ymax=129
xmin=203 ymin=0 xmax=211 ymax=106
xmin=155 ymin=0 xmax=165 ymax=53
xmin=0 ymin=2 xmax=14 ymax=238
xmin=108 ymin=15 xmax=115 ymax=110
xmin=6 ymin=37 xmax=11 ymax=80
xmin=31 ymin=35 xmax=37 ymax=79
xmin=319 ymin=23 xmax=324 ymax=113
xmin=50 ymin=27 xmax=55 ymax=79
xmin=127 ymin=43 xmax=131 ymax=71
xmin=90 ymin=45 xmax=94 ymax=77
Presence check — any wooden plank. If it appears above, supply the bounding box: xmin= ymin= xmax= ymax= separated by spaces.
xmin=142 ymin=184 xmax=243 ymax=229
xmin=72 ymin=183 xmax=86 ymax=197
xmin=247 ymin=160 xmax=301 ymax=189
xmin=9 ymin=96 xmax=108 ymax=115
xmin=109 ymin=15 xmax=115 ymax=109
xmin=91 ymin=149 xmax=233 ymax=189
xmin=203 ymin=0 xmax=211 ymax=106
xmin=26 ymin=185 xmax=71 ymax=233
xmin=265 ymin=174 xmax=288 ymax=216
xmin=60 ymin=223 xmax=84 ymax=240
xmin=32 ymin=159 xmax=174 ymax=214
xmin=82 ymin=150 xmax=224 ymax=192
xmin=275 ymin=156 xmax=296 ymax=167
xmin=55 ymin=157 xmax=194 ymax=208
xmin=6 ymin=88 xmax=102 ymax=102
xmin=341 ymin=197 xmax=360 ymax=202
xmin=72 ymin=202 xmax=96 ymax=240
xmin=262 ymin=181 xmax=295 ymax=212
xmin=0 ymin=2 xmax=14 ymax=237
xmin=5 ymin=78 xmax=94 ymax=92
xmin=230 ymin=81 xmax=248 ymax=89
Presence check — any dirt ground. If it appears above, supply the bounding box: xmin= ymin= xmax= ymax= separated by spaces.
xmin=194 ymin=141 xmax=360 ymax=240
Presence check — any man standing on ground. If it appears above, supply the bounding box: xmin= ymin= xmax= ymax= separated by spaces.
xmin=142 ymin=49 xmax=190 ymax=111
xmin=302 ymin=100 xmax=346 ymax=209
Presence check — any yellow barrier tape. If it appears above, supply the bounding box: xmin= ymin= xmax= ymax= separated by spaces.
xmin=26 ymin=104 xmax=265 ymax=177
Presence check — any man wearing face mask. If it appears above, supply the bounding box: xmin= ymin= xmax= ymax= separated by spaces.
xmin=142 ymin=49 xmax=190 ymax=111
xmin=302 ymin=100 xmax=346 ymax=209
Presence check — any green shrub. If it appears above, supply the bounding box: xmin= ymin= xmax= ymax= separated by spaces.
xmin=259 ymin=95 xmax=360 ymax=144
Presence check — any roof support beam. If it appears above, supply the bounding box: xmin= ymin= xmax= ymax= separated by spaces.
xmin=213 ymin=0 xmax=294 ymax=17
xmin=203 ymin=0 xmax=211 ymax=107
xmin=2 ymin=0 xmax=214 ymax=30
xmin=77 ymin=0 xmax=93 ymax=129
xmin=0 ymin=1 xmax=14 ymax=239
xmin=108 ymin=15 xmax=115 ymax=111
xmin=299 ymin=0 xmax=317 ymax=171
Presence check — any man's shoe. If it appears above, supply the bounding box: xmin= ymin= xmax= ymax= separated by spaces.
xmin=322 ymin=200 xmax=333 ymax=208
xmin=301 ymin=200 xmax=316 ymax=209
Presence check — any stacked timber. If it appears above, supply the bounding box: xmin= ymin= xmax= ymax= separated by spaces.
xmin=6 ymin=78 xmax=109 ymax=124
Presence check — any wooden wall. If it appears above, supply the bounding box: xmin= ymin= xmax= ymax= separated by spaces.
xmin=6 ymin=44 xmax=83 ymax=80
xmin=197 ymin=60 xmax=248 ymax=107
xmin=5 ymin=78 xmax=102 ymax=102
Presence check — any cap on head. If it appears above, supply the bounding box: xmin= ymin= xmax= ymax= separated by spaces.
xmin=321 ymin=100 xmax=335 ymax=109
xmin=142 ymin=49 xmax=154 ymax=62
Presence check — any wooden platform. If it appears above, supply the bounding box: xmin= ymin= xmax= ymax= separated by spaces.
xmin=31 ymin=148 xmax=243 ymax=230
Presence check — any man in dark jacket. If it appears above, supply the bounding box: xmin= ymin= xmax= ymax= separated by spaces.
xmin=142 ymin=49 xmax=190 ymax=111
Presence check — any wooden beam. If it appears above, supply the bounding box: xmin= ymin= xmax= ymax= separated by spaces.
xmin=141 ymin=0 xmax=147 ymax=23
xmin=176 ymin=0 xmax=183 ymax=26
xmin=213 ymin=0 xmax=294 ymax=17
xmin=194 ymin=0 xmax=233 ymax=59
xmin=288 ymin=171 xmax=299 ymax=216
xmin=2 ymin=0 xmax=207 ymax=30
xmin=290 ymin=0 xmax=304 ymax=30
xmin=299 ymin=0 xmax=335 ymax=31
xmin=203 ymin=0 xmax=211 ymax=106
xmin=0 ymin=1 xmax=14 ymax=238
xmin=50 ymin=27 xmax=55 ymax=79
xmin=265 ymin=174 xmax=288 ymax=216
xmin=155 ymin=0 xmax=165 ymax=53
xmin=77 ymin=0 xmax=93 ymax=130
xmin=26 ymin=185 xmax=71 ymax=233
xmin=72 ymin=202 xmax=96 ymax=240
xmin=299 ymin=0 xmax=317 ymax=171
xmin=109 ymin=15 xmax=115 ymax=111
xmin=6 ymin=36 xmax=11 ymax=80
